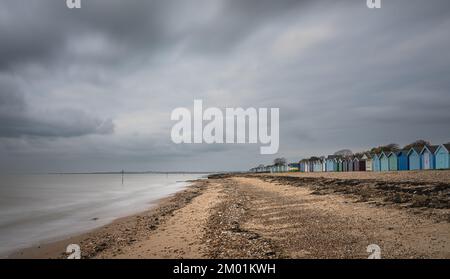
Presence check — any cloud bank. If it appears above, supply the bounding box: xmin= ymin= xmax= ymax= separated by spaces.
xmin=0 ymin=0 xmax=449 ymax=172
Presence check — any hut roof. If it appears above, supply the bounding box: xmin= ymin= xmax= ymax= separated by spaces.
xmin=420 ymin=145 xmax=438 ymax=154
xmin=396 ymin=150 xmax=409 ymax=157
xmin=371 ymin=153 xmax=380 ymax=159
xmin=379 ymin=152 xmax=389 ymax=158
xmin=361 ymin=153 xmax=372 ymax=159
xmin=407 ymin=147 xmax=422 ymax=155
xmin=440 ymin=144 xmax=450 ymax=153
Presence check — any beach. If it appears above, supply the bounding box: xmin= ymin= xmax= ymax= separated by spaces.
xmin=10 ymin=170 xmax=450 ymax=259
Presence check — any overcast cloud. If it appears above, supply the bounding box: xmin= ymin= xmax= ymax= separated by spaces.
xmin=0 ymin=0 xmax=450 ymax=172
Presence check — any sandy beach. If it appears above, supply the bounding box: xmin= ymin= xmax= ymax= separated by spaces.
xmin=10 ymin=170 xmax=450 ymax=259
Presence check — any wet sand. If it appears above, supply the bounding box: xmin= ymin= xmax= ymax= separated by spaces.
xmin=10 ymin=171 xmax=450 ymax=259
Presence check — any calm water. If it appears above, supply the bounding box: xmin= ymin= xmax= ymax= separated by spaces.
xmin=0 ymin=173 xmax=206 ymax=257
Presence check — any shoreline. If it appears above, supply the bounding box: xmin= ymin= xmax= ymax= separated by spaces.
xmin=9 ymin=171 xmax=450 ymax=259
xmin=8 ymin=180 xmax=209 ymax=259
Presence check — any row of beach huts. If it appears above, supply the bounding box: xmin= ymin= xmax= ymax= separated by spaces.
xmin=250 ymin=143 xmax=450 ymax=173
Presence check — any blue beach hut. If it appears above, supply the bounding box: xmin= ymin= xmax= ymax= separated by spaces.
xmin=313 ymin=160 xmax=322 ymax=172
xmin=396 ymin=150 xmax=409 ymax=171
xmin=342 ymin=158 xmax=348 ymax=172
xmin=408 ymin=147 xmax=422 ymax=170
xmin=372 ymin=154 xmax=381 ymax=172
xmin=309 ymin=160 xmax=315 ymax=172
xmin=326 ymin=156 xmax=337 ymax=172
xmin=348 ymin=156 xmax=354 ymax=172
xmin=321 ymin=157 xmax=327 ymax=172
xmin=420 ymin=145 xmax=438 ymax=170
xmin=388 ymin=152 xmax=398 ymax=171
xmin=435 ymin=144 xmax=450 ymax=170
xmin=380 ymin=152 xmax=389 ymax=171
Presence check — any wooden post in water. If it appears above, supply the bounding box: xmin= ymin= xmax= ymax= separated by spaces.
xmin=121 ymin=169 xmax=124 ymax=185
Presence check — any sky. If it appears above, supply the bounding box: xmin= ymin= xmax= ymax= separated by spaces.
xmin=1 ymin=0 xmax=450 ymax=173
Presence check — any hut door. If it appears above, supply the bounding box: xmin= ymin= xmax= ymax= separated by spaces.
xmin=436 ymin=155 xmax=444 ymax=169
xmin=423 ymin=152 xmax=430 ymax=169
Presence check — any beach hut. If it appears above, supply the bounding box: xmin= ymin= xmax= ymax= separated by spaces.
xmin=298 ymin=161 xmax=304 ymax=172
xmin=347 ymin=157 xmax=354 ymax=172
xmin=312 ymin=160 xmax=318 ymax=172
xmin=339 ymin=157 xmax=345 ymax=172
xmin=304 ymin=160 xmax=310 ymax=172
xmin=380 ymin=152 xmax=389 ymax=171
xmin=420 ymin=145 xmax=438 ymax=170
xmin=362 ymin=153 xmax=372 ymax=171
xmin=353 ymin=157 xmax=360 ymax=171
xmin=407 ymin=147 xmax=422 ymax=170
xmin=340 ymin=158 xmax=346 ymax=172
xmin=321 ymin=157 xmax=327 ymax=172
xmin=326 ymin=156 xmax=337 ymax=172
xmin=319 ymin=160 xmax=324 ymax=172
xmin=300 ymin=159 xmax=309 ymax=172
xmin=372 ymin=154 xmax=381 ymax=172
xmin=388 ymin=152 xmax=398 ymax=171
xmin=273 ymin=165 xmax=278 ymax=173
xmin=312 ymin=159 xmax=321 ymax=172
xmin=358 ymin=156 xmax=366 ymax=171
xmin=342 ymin=158 xmax=348 ymax=172
xmin=308 ymin=160 xmax=314 ymax=172
xmin=316 ymin=158 xmax=323 ymax=172
xmin=396 ymin=150 xmax=409 ymax=171
xmin=435 ymin=144 xmax=450 ymax=170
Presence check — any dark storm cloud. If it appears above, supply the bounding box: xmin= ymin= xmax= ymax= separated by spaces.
xmin=0 ymin=0 xmax=450 ymax=172
xmin=0 ymin=76 xmax=114 ymax=138
xmin=0 ymin=0 xmax=311 ymax=70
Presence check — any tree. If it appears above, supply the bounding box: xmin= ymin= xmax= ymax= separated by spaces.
xmin=334 ymin=149 xmax=353 ymax=156
xmin=384 ymin=143 xmax=400 ymax=152
xmin=369 ymin=143 xmax=400 ymax=154
xmin=403 ymin=139 xmax=431 ymax=150
xmin=274 ymin=157 xmax=287 ymax=166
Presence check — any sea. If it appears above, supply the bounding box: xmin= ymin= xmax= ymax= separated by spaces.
xmin=0 ymin=173 xmax=206 ymax=257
